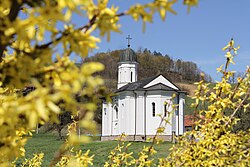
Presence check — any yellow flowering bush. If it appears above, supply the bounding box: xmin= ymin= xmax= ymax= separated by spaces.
xmin=0 ymin=0 xmax=197 ymax=166
xmin=161 ymin=39 xmax=250 ymax=166
xmin=1 ymin=0 xmax=249 ymax=166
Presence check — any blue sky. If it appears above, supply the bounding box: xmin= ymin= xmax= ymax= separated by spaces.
xmin=84 ymin=1 xmax=250 ymax=81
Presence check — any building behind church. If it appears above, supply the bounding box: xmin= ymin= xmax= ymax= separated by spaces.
xmin=101 ymin=41 xmax=185 ymax=141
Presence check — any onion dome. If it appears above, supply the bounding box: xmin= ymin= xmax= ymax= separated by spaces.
xmin=119 ymin=47 xmax=138 ymax=62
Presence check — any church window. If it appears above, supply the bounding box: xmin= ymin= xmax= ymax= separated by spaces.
xmin=131 ymin=71 xmax=133 ymax=82
xmin=104 ymin=108 xmax=107 ymax=115
xmin=152 ymin=102 xmax=156 ymax=117
xmin=164 ymin=104 xmax=167 ymax=117
xmin=115 ymin=106 xmax=118 ymax=119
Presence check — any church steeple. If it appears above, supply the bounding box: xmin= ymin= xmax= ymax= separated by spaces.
xmin=117 ymin=35 xmax=138 ymax=89
xmin=119 ymin=35 xmax=138 ymax=63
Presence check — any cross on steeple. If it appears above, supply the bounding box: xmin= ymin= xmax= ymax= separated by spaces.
xmin=126 ymin=35 xmax=132 ymax=47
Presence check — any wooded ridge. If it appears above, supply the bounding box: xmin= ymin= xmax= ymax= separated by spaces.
xmin=84 ymin=48 xmax=212 ymax=92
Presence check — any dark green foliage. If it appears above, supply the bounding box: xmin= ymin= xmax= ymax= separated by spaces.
xmin=231 ymin=99 xmax=250 ymax=132
xmin=94 ymin=101 xmax=102 ymax=124
xmin=233 ymin=108 xmax=250 ymax=131
xmin=54 ymin=111 xmax=72 ymax=139
xmin=184 ymin=96 xmax=195 ymax=116
xmin=184 ymin=90 xmax=250 ymax=132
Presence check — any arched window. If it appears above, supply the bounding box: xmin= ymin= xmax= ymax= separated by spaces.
xmin=152 ymin=102 xmax=155 ymax=117
xmin=114 ymin=106 xmax=118 ymax=119
xmin=164 ymin=104 xmax=167 ymax=117
xmin=104 ymin=108 xmax=107 ymax=115
xmin=131 ymin=71 xmax=133 ymax=82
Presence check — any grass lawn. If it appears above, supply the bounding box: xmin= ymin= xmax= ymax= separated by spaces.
xmin=18 ymin=133 xmax=173 ymax=166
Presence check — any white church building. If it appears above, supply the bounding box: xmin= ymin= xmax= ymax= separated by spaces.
xmin=101 ymin=41 xmax=185 ymax=141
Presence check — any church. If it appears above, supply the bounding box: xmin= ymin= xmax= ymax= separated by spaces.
xmin=101 ymin=38 xmax=185 ymax=141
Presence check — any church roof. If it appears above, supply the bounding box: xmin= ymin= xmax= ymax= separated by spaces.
xmin=116 ymin=74 xmax=183 ymax=93
xmin=119 ymin=47 xmax=138 ymax=62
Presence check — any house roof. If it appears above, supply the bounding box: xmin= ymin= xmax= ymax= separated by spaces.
xmin=184 ymin=115 xmax=205 ymax=127
xmin=116 ymin=74 xmax=183 ymax=93
xmin=184 ymin=115 xmax=194 ymax=127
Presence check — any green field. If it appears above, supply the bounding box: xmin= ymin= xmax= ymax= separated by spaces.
xmin=18 ymin=133 xmax=173 ymax=166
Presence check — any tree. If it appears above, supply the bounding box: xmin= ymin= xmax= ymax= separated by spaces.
xmin=54 ymin=111 xmax=72 ymax=140
xmin=0 ymin=0 xmax=199 ymax=166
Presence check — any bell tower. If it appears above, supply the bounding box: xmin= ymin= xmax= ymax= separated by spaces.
xmin=117 ymin=35 xmax=138 ymax=89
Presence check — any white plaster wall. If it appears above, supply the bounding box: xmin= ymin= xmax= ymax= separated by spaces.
xmin=175 ymin=94 xmax=185 ymax=135
xmin=145 ymin=91 xmax=174 ymax=135
xmin=143 ymin=75 xmax=178 ymax=90
xmin=118 ymin=96 xmax=124 ymax=134
xmin=163 ymin=96 xmax=174 ymax=135
xmin=118 ymin=95 xmax=125 ymax=134
xmin=102 ymin=102 xmax=112 ymax=136
xmin=174 ymin=96 xmax=179 ymax=135
xmin=145 ymin=93 xmax=161 ymax=135
xmin=175 ymin=116 xmax=179 ymax=135
xmin=118 ymin=63 xmax=138 ymax=89
xmin=178 ymin=94 xmax=185 ymax=135
xmin=127 ymin=92 xmax=136 ymax=135
xmin=103 ymin=90 xmax=184 ymax=137
xmin=118 ymin=92 xmax=136 ymax=135
xmin=135 ymin=91 xmax=145 ymax=135
xmin=131 ymin=95 xmax=136 ymax=135
xmin=117 ymin=90 xmax=176 ymax=137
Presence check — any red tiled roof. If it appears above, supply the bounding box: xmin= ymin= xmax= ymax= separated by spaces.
xmin=185 ymin=115 xmax=205 ymax=127
xmin=184 ymin=115 xmax=194 ymax=127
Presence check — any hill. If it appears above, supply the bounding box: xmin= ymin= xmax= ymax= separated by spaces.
xmin=84 ymin=48 xmax=212 ymax=92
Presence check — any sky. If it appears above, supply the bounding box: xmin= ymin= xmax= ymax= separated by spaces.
xmin=82 ymin=0 xmax=250 ymax=81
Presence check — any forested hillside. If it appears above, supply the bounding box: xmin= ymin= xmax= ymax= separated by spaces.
xmin=84 ymin=48 xmax=212 ymax=92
